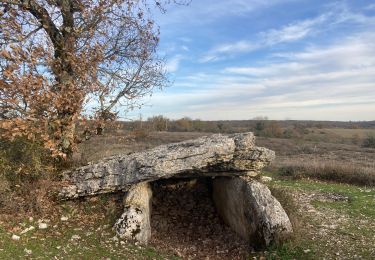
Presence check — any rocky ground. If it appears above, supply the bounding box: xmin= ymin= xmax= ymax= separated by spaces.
xmin=150 ymin=178 xmax=250 ymax=259
xmin=268 ymin=177 xmax=375 ymax=259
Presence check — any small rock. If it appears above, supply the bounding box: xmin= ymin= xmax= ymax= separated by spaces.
xmin=29 ymin=217 xmax=34 ymax=222
xmin=260 ymin=176 xmax=273 ymax=182
xmin=56 ymin=246 xmax=61 ymax=249
xmin=60 ymin=216 xmax=69 ymax=221
xmin=71 ymin=235 xmax=81 ymax=240
xmin=20 ymin=226 xmax=35 ymax=234
xmin=246 ymin=171 xmax=259 ymax=177
xmin=304 ymin=249 xmax=311 ymax=253
xmin=11 ymin=234 xmax=20 ymax=241
xmin=38 ymin=223 xmax=48 ymax=229
xmin=24 ymin=248 xmax=32 ymax=255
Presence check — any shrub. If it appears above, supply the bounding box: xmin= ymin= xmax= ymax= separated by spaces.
xmin=362 ymin=135 xmax=375 ymax=148
xmin=0 ymin=137 xmax=53 ymax=186
xmin=131 ymin=128 xmax=150 ymax=141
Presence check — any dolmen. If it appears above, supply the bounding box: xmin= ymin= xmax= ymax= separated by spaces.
xmin=58 ymin=132 xmax=293 ymax=249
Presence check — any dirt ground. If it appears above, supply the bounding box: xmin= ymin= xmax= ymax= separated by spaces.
xmin=150 ymin=178 xmax=249 ymax=259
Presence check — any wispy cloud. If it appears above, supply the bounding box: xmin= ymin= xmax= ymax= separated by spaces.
xmin=365 ymin=3 xmax=375 ymax=10
xmin=157 ymin=0 xmax=291 ymax=26
xmin=200 ymin=4 xmax=375 ymax=63
xmin=260 ymin=14 xmax=328 ymax=45
xmin=199 ymin=41 xmax=258 ymax=62
xmin=142 ymin=32 xmax=375 ymax=120
xmin=136 ymin=0 xmax=375 ymax=121
xmin=166 ymin=55 xmax=184 ymax=73
xmin=200 ymin=14 xmax=327 ymax=63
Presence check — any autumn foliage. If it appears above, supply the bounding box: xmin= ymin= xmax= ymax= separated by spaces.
xmin=0 ymin=0 xmax=171 ymax=158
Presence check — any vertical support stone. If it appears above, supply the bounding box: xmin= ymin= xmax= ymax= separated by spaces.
xmin=114 ymin=182 xmax=152 ymax=244
xmin=212 ymin=177 xmax=293 ymax=249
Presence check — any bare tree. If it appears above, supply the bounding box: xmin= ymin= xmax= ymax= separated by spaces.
xmin=0 ymin=0 xmax=178 ymax=158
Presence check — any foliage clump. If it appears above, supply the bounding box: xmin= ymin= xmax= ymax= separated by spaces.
xmin=362 ymin=135 xmax=375 ymax=148
xmin=0 ymin=137 xmax=53 ymax=186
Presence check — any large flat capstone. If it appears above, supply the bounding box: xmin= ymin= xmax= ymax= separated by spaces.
xmin=59 ymin=132 xmax=275 ymax=199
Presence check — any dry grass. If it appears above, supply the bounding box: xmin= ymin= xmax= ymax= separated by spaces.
xmin=321 ymin=128 xmax=375 ymax=139
xmin=278 ymin=160 xmax=375 ymax=186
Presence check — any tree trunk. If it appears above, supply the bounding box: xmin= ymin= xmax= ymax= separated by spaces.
xmin=58 ymin=114 xmax=76 ymax=157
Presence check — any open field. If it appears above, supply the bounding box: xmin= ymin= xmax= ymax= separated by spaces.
xmin=1 ymin=127 xmax=375 ymax=259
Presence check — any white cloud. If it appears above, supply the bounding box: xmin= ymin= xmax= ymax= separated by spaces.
xmin=166 ymin=55 xmax=184 ymax=73
xmin=260 ymin=14 xmax=328 ymax=45
xmin=137 ymin=1 xmax=375 ymax=120
xmin=142 ymin=32 xmax=375 ymax=120
xmin=365 ymin=3 xmax=375 ymax=11
xmin=156 ymin=0 xmax=291 ymax=26
xmin=201 ymin=4 xmax=375 ymax=63
xmin=213 ymin=41 xmax=258 ymax=54
xmin=199 ymin=41 xmax=258 ymax=63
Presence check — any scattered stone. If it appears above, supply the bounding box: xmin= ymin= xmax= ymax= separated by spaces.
xmin=246 ymin=171 xmax=259 ymax=177
xmin=11 ymin=234 xmax=20 ymax=241
xmin=28 ymin=217 xmax=34 ymax=222
xmin=24 ymin=248 xmax=32 ymax=255
xmin=260 ymin=176 xmax=273 ymax=182
xmin=304 ymin=249 xmax=311 ymax=253
xmin=20 ymin=226 xmax=35 ymax=234
xmin=71 ymin=235 xmax=81 ymax=240
xmin=60 ymin=216 xmax=69 ymax=221
xmin=38 ymin=223 xmax=48 ymax=230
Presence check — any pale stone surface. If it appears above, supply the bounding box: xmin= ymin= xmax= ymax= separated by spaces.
xmin=260 ymin=176 xmax=273 ymax=182
xmin=212 ymin=177 xmax=293 ymax=249
xmin=20 ymin=226 xmax=35 ymax=234
xmin=59 ymin=132 xmax=275 ymax=199
xmin=38 ymin=223 xmax=48 ymax=230
xmin=11 ymin=234 xmax=20 ymax=241
xmin=113 ymin=182 xmax=152 ymax=244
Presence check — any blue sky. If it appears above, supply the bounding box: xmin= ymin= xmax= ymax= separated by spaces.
xmin=131 ymin=0 xmax=375 ymax=121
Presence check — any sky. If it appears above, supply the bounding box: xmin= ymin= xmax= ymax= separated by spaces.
xmin=130 ymin=0 xmax=375 ymax=121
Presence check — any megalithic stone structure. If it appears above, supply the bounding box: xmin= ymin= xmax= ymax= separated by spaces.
xmin=58 ymin=132 xmax=292 ymax=248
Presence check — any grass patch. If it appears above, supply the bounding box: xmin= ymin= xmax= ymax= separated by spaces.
xmin=0 ymin=213 xmax=177 ymax=259
xmin=264 ymin=175 xmax=375 ymax=259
